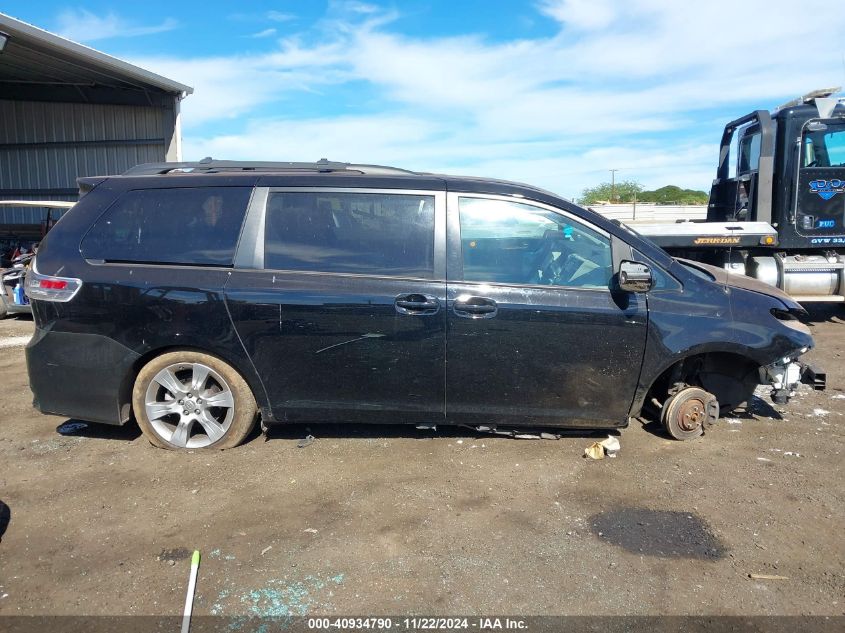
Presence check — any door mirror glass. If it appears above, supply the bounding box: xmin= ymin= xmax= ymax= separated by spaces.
xmin=618 ymin=260 xmax=653 ymax=292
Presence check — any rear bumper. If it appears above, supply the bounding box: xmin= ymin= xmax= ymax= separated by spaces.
xmin=26 ymin=328 xmax=139 ymax=425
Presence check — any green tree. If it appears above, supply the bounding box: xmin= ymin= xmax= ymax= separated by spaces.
xmin=579 ymin=180 xmax=643 ymax=204
xmin=579 ymin=181 xmax=709 ymax=205
xmin=637 ymin=185 xmax=708 ymax=205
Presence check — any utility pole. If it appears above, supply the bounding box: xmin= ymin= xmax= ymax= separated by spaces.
xmin=609 ymin=169 xmax=619 ymax=202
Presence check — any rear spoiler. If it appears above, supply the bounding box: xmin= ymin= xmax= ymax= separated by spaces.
xmin=77 ymin=177 xmax=107 ymax=198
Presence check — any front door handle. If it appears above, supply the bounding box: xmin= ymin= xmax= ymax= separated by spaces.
xmin=453 ymin=296 xmax=498 ymax=319
xmin=395 ymin=293 xmax=440 ymax=316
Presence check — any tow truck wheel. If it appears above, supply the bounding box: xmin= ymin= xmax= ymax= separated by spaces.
xmin=661 ymin=387 xmax=719 ymax=441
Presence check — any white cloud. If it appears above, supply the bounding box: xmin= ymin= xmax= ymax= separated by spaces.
xmin=537 ymin=0 xmax=617 ymax=30
xmin=133 ymin=0 xmax=845 ymax=193
xmin=134 ymin=53 xmax=349 ymax=126
xmin=266 ymin=11 xmax=296 ymax=23
xmin=334 ymin=1 xmax=381 ymax=15
xmin=250 ymin=28 xmax=277 ymax=39
xmin=55 ymin=9 xmax=177 ymax=42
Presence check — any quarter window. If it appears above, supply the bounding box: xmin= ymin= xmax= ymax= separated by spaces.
xmin=458 ymin=197 xmax=612 ymax=288
xmin=263 ymin=192 xmax=435 ymax=278
xmin=81 ymin=187 xmax=251 ymax=266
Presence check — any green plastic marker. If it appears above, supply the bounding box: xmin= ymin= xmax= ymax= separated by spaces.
xmin=181 ymin=550 xmax=200 ymax=633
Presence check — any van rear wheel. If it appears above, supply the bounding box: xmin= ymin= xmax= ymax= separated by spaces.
xmin=132 ymin=351 xmax=257 ymax=450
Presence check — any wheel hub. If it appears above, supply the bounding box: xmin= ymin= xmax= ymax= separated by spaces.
xmin=145 ymin=362 xmax=234 ymax=449
xmin=677 ymin=398 xmax=706 ymax=431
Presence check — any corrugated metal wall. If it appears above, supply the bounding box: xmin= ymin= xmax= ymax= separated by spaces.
xmin=0 ymin=99 xmax=172 ymax=227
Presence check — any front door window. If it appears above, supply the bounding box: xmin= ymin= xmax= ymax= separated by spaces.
xmin=458 ymin=197 xmax=612 ymax=289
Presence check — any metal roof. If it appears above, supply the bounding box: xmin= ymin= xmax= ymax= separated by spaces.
xmin=0 ymin=12 xmax=193 ymax=97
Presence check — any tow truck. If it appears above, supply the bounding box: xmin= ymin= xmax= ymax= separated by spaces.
xmin=636 ymin=88 xmax=845 ymax=302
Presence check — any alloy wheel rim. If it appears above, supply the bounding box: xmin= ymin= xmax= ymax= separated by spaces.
xmin=144 ymin=362 xmax=235 ymax=448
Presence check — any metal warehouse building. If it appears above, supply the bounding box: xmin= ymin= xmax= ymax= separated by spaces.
xmin=0 ymin=12 xmax=192 ymax=240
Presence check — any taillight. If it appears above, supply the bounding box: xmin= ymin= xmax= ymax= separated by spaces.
xmin=24 ymin=260 xmax=82 ymax=303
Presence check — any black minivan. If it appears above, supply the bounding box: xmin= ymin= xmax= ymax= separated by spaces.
xmin=25 ymin=160 xmax=823 ymax=450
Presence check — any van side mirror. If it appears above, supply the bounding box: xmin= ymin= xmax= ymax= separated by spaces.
xmin=618 ymin=260 xmax=653 ymax=293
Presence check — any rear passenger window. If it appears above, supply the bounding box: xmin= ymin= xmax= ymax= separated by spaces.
xmin=81 ymin=187 xmax=251 ymax=266
xmin=264 ymin=192 xmax=435 ymax=278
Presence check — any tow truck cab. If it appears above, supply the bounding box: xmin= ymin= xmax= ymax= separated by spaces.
xmin=639 ymin=88 xmax=845 ymax=302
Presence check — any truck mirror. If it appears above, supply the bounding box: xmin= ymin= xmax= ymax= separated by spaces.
xmin=618 ymin=260 xmax=653 ymax=293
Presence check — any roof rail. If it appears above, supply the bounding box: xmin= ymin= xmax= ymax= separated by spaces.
xmin=123 ymin=157 xmax=418 ymax=177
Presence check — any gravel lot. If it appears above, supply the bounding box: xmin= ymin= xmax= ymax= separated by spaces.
xmin=0 ymin=309 xmax=843 ymax=618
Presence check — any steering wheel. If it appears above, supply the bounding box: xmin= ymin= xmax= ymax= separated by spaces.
xmin=539 ymin=257 xmax=565 ymax=286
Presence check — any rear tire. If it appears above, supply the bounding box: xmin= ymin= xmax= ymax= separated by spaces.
xmin=132 ymin=351 xmax=257 ymax=450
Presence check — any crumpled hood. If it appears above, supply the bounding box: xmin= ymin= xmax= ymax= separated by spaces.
xmin=676 ymin=258 xmax=803 ymax=310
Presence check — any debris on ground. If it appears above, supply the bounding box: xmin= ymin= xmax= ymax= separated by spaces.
xmin=303 ymin=528 xmax=318 ymax=534
xmin=297 ymin=435 xmax=315 ymax=448
xmin=584 ymin=442 xmax=604 ymax=460
xmin=602 ymin=436 xmax=620 ymax=456
xmin=56 ymin=422 xmax=88 ymax=435
xmin=260 ymin=546 xmax=272 ymax=556
xmin=584 ymin=436 xmax=621 ymax=460
xmin=748 ymin=573 xmax=789 ymax=580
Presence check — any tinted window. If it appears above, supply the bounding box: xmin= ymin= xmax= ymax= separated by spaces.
xmin=81 ymin=187 xmax=251 ymax=266
xmin=264 ymin=192 xmax=435 ymax=278
xmin=459 ymin=197 xmax=612 ymax=288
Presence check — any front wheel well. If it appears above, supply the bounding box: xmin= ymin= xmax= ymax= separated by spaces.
xmin=640 ymin=352 xmax=761 ymax=419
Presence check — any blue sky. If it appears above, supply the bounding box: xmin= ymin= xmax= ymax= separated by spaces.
xmin=3 ymin=1 xmax=845 ymax=199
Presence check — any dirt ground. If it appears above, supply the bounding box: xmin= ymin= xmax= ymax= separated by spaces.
xmin=0 ymin=308 xmax=843 ymax=619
